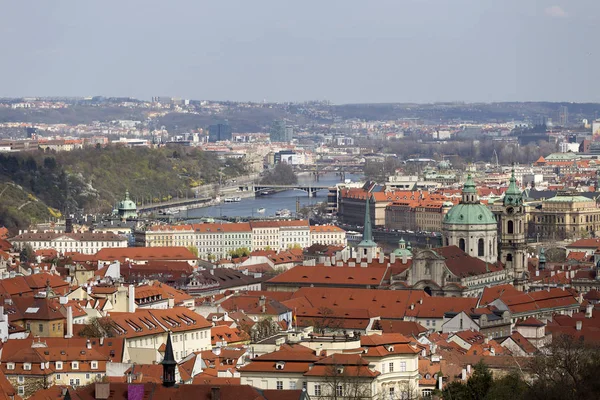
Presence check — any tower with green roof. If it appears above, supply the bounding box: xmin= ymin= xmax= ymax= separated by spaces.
xmin=500 ymin=169 xmax=528 ymax=290
xmin=357 ymin=192 xmax=378 ymax=260
xmin=442 ymin=174 xmax=498 ymax=263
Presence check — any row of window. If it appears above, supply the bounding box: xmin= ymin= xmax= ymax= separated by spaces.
xmin=7 ymin=361 xmax=97 ymax=370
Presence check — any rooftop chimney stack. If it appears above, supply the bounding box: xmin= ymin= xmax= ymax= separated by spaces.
xmin=576 ymin=320 xmax=582 ymax=331
xmin=65 ymin=306 xmax=73 ymax=339
xmin=128 ymin=285 xmax=136 ymax=313
xmin=390 ymin=253 xmax=396 ymax=264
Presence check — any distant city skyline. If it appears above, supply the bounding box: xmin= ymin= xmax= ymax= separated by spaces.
xmin=1 ymin=1 xmax=598 ymax=104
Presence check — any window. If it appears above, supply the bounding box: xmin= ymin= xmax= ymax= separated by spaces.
xmin=276 ymin=381 xmax=283 ymax=390
xmin=314 ymin=384 xmax=321 ymax=396
xmin=478 ymin=238 xmax=484 ymax=257
xmin=400 ymin=361 xmax=407 ymax=372
xmin=336 ymin=385 xmax=344 ymax=396
xmin=6 ymin=363 xmax=14 ymax=370
xmin=86 ymin=374 xmax=90 ymax=380
xmin=459 ymin=238 xmax=465 ymax=251
xmin=507 ymin=220 xmax=514 ymax=234
xmin=289 ymin=381 xmax=296 ymax=390
xmin=389 ymin=387 xmax=395 ymax=399
xmin=17 ymin=376 xmax=24 ymax=383
xmin=56 ymin=361 xmax=63 ymax=370
xmin=422 ymin=389 xmax=433 ymax=398
xmin=18 ymin=386 xmax=24 ymax=396
xmin=24 ymin=363 xmax=31 ymax=371
xmin=302 ymin=381 xmax=307 ymax=390
xmin=91 ymin=361 xmax=98 ymax=370
xmin=389 ymin=362 xmax=394 ymax=372
xmin=56 ymin=374 xmax=61 ymax=380
xmin=72 ymin=361 xmax=79 ymax=370
xmin=38 ymin=324 xmax=44 ymax=333
xmin=76 ymin=378 xmax=80 ymax=385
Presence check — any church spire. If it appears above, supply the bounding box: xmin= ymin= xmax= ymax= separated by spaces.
xmin=504 ymin=168 xmax=523 ymax=206
xmin=162 ymin=331 xmax=176 ymax=387
xmin=357 ymin=192 xmax=377 ymax=251
xmin=461 ymin=174 xmax=479 ymax=204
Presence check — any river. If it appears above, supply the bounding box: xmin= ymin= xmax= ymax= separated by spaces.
xmin=184 ymin=172 xmax=362 ymax=219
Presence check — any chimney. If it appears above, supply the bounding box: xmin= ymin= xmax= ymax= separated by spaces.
xmin=461 ymin=368 xmax=467 ymax=381
xmin=330 ymin=256 xmax=335 ymax=265
xmin=586 ymin=304 xmax=593 ymax=318
xmin=87 ymin=339 xmax=92 ymax=349
xmin=367 ymin=252 xmax=373 ymax=263
xmin=342 ymin=251 xmax=348 ymax=263
xmin=336 ymin=261 xmax=343 ymax=267
xmin=361 ymin=262 xmax=367 ymax=268
xmin=402 ymin=253 xmax=407 ymax=264
xmin=65 ymin=306 xmax=73 ymax=338
xmin=211 ymin=387 xmax=221 ymax=400
xmin=324 ymin=258 xmax=331 ymax=267
xmin=356 ymin=252 xmax=361 ymax=263
xmin=379 ymin=252 xmax=384 ymax=264
xmin=128 ymin=285 xmax=136 ymax=313
xmin=94 ymin=382 xmax=110 ymax=400
xmin=348 ymin=262 xmax=355 ymax=267
xmin=466 ymin=364 xmax=471 ymax=374
xmin=390 ymin=253 xmax=396 ymax=264
xmin=438 ymin=376 xmax=443 ymax=390
xmin=576 ymin=320 xmax=582 ymax=331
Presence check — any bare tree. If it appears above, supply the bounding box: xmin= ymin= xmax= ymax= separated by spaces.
xmin=317 ymin=359 xmax=374 ymax=400
xmin=310 ymin=307 xmax=344 ymax=335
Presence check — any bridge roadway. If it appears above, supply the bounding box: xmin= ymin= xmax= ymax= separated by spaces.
xmin=138 ymin=197 xmax=212 ymax=213
xmin=253 ymin=184 xmax=331 ymax=197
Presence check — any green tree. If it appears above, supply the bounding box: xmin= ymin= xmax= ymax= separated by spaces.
xmin=187 ymin=246 xmax=199 ymax=257
xmin=19 ymin=244 xmax=35 ymax=264
xmin=260 ymin=163 xmax=298 ymax=185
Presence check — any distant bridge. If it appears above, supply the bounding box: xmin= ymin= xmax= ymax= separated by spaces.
xmin=253 ymin=184 xmax=331 ymax=197
xmin=138 ymin=197 xmax=212 ymax=213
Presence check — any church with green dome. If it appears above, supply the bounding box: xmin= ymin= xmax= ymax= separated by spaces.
xmin=442 ymin=174 xmax=498 ymax=263
xmin=115 ymin=191 xmax=138 ymax=220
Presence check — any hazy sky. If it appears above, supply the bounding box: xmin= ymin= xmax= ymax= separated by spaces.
xmin=1 ymin=1 xmax=597 ymax=103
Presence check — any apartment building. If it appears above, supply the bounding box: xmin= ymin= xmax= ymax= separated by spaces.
xmin=107 ymin=307 xmax=212 ymax=364
xmin=144 ymin=220 xmax=322 ymax=258
xmin=9 ymin=232 xmax=127 ymax=255
xmin=309 ymin=225 xmax=347 ymax=246
xmin=239 ymin=334 xmax=420 ymax=399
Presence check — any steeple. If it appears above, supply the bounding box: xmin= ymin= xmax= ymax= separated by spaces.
xmin=461 ymin=174 xmax=479 ymax=204
xmin=504 ymin=168 xmax=523 ymax=206
xmin=161 ymin=331 xmax=177 ymax=387
xmin=538 ymin=248 xmax=546 ymax=270
xmin=358 ymin=193 xmax=376 ymax=248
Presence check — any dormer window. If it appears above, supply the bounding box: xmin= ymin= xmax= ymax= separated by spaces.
xmin=6 ymin=363 xmax=14 ymax=370
xmin=72 ymin=361 xmax=79 ymax=370
xmin=23 ymin=363 xmax=31 ymax=371
xmin=56 ymin=361 xmax=63 ymax=370
xmin=91 ymin=361 xmax=98 ymax=370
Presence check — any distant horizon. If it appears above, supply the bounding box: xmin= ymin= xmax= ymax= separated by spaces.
xmin=2 ymin=96 xmax=599 ymax=106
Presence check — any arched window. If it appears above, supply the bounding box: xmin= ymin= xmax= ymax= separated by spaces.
xmin=459 ymin=238 xmax=465 ymax=251
xmin=478 ymin=238 xmax=484 ymax=257
xmin=445 ymin=238 xmax=449 ymax=246
xmin=506 ymin=254 xmax=513 ymax=262
xmin=507 ymin=220 xmax=514 ymax=234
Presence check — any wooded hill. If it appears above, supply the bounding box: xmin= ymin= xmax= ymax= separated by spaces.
xmin=0 ymin=145 xmax=249 ymax=231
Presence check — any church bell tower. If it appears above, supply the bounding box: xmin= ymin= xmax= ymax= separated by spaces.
xmin=500 ymin=169 xmax=528 ymax=291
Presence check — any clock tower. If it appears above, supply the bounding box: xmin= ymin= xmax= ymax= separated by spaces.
xmin=500 ymin=169 xmax=528 ymax=291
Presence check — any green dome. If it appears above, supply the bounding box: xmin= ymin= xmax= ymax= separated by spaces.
xmin=443 ymin=203 xmax=496 ymax=225
xmin=118 ymin=191 xmax=137 ymax=211
xmin=394 ymin=248 xmax=412 ymax=257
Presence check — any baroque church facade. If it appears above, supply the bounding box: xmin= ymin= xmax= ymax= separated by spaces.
xmin=390 ymin=171 xmax=526 ymax=297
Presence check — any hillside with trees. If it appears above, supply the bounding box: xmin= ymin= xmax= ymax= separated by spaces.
xmin=0 ymin=145 xmax=249 ymax=230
